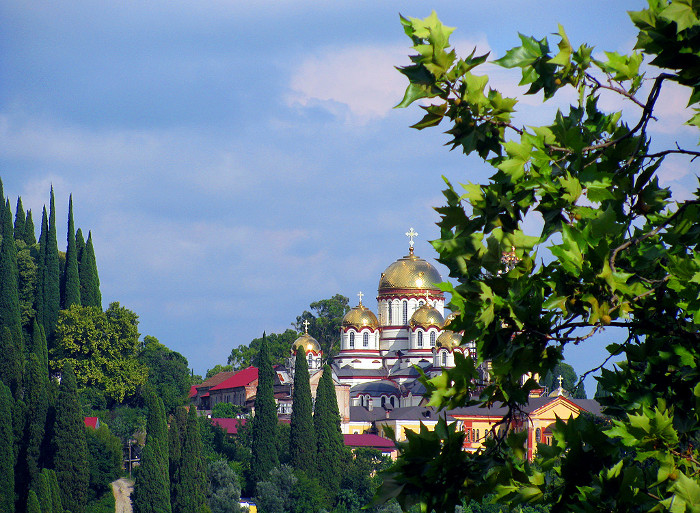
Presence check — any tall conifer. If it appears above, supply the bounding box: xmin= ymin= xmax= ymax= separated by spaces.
xmin=43 ymin=188 xmax=60 ymax=344
xmin=14 ymin=197 xmax=25 ymax=241
xmin=79 ymin=232 xmax=101 ymax=309
xmin=0 ymin=382 xmax=15 ymax=513
xmin=169 ymin=408 xmax=186 ymax=512
xmin=34 ymin=209 xmax=48 ymax=334
xmin=174 ymin=407 xmax=210 ymax=513
xmin=133 ymin=390 xmax=171 ymax=513
xmin=250 ymin=333 xmax=278 ymax=488
xmin=52 ymin=363 xmax=88 ymax=513
xmin=60 ymin=195 xmax=80 ymax=309
xmin=27 ymin=490 xmax=41 ymax=513
xmin=314 ymin=365 xmax=347 ymax=502
xmin=24 ymin=352 xmax=49 ymax=492
xmin=36 ymin=469 xmax=53 ymax=513
xmin=46 ymin=469 xmax=62 ymax=513
xmin=75 ymin=228 xmax=85 ymax=278
xmin=289 ymin=348 xmax=315 ymax=473
xmin=24 ymin=210 xmax=36 ymax=245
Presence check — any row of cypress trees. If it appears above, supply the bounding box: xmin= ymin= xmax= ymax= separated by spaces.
xmin=132 ymin=390 xmax=211 ymax=513
xmin=251 ymin=334 xmax=349 ymax=506
xmin=0 ymin=179 xmax=103 ymax=513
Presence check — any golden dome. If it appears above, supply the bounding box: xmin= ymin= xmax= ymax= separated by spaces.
xmin=292 ymin=333 xmax=321 ymax=354
xmin=342 ymin=304 xmax=379 ymax=330
xmin=443 ymin=311 xmax=459 ymax=329
xmin=436 ymin=330 xmax=462 ymax=350
xmin=409 ymin=303 xmax=444 ymax=329
xmin=378 ymin=251 xmax=443 ymax=293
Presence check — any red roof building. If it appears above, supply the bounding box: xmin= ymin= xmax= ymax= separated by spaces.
xmin=84 ymin=417 xmax=100 ymax=429
xmin=343 ymin=433 xmax=397 ymax=459
xmin=209 ymin=367 xmax=259 ymax=410
xmin=211 ymin=418 xmax=247 ymax=435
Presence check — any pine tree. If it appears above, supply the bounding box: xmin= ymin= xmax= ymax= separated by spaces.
xmin=60 ymin=195 xmax=80 ymax=309
xmin=0 ymin=382 xmax=15 ymax=513
xmin=0 ymin=198 xmax=23 ymax=396
xmin=24 ymin=210 xmax=36 ymax=245
xmin=52 ymin=363 xmax=88 ymax=513
xmin=36 ymin=470 xmax=53 ymax=513
xmin=289 ymin=348 xmax=315 ymax=474
xmin=250 ymin=333 xmax=279 ymax=488
xmin=133 ymin=389 xmax=171 ymax=513
xmin=314 ymin=365 xmax=347 ymax=503
xmin=174 ymin=407 xmax=210 ymax=513
xmin=79 ymin=232 xmax=101 ymax=309
xmin=27 ymin=490 xmax=41 ymax=513
xmin=14 ymin=197 xmax=26 ymax=241
xmin=43 ymin=189 xmax=60 ymax=344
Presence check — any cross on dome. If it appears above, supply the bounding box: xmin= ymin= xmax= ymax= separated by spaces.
xmin=303 ymin=319 xmax=310 ymax=333
xmin=406 ymin=227 xmax=418 ymax=254
xmin=557 ymin=374 xmax=564 ymax=388
xmin=357 ymin=291 xmax=364 ymax=305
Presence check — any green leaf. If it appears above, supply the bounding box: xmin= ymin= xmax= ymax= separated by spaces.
xmin=660 ymin=0 xmax=700 ymax=32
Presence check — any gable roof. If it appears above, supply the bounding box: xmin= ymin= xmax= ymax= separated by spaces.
xmin=196 ymin=371 xmax=236 ymax=390
xmin=211 ymin=418 xmax=247 ymax=435
xmin=449 ymin=396 xmax=602 ymax=418
xmin=210 ymin=366 xmax=259 ymax=391
xmin=188 ymin=385 xmax=198 ymax=398
xmin=344 ymin=433 xmax=396 ymax=449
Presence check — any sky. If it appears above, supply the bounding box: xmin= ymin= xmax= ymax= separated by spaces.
xmin=2 ymin=1 xmax=698 ymax=395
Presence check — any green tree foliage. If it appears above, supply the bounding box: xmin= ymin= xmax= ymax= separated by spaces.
xmin=210 ymin=402 xmax=242 ymax=419
xmin=340 ymin=448 xmax=392 ymax=512
xmin=249 ymin=334 xmax=279 ymax=489
xmin=227 ymin=329 xmax=297 ymax=370
xmin=255 ymin=465 xmax=325 ymax=513
xmin=314 ymin=365 xmax=347 ymax=503
xmin=207 ymin=459 xmax=241 ymax=513
xmin=378 ymin=5 xmax=700 ymax=512
xmin=293 ymin=294 xmax=349 ymax=357
xmin=53 ymin=363 xmax=88 ymax=513
xmin=51 ymin=303 xmax=147 ymax=404
xmin=24 ymin=352 xmax=49 ymax=494
xmin=27 ymin=490 xmax=41 ymax=513
xmin=14 ymin=197 xmax=25 ymax=245
xmin=85 ymin=423 xmax=123 ymax=502
xmin=173 ymin=406 xmax=211 ymax=513
xmin=61 ymin=195 xmax=81 ymax=309
xmin=289 ymin=348 xmax=315 ymax=474
xmin=75 ymin=228 xmax=85 ymax=270
xmin=539 ymin=362 xmax=586 ymax=399
xmin=17 ymin=238 xmax=39 ymax=337
xmin=46 ymin=469 xmax=63 ymax=513
xmin=79 ymin=232 xmax=101 ymax=310
xmin=24 ymin=209 xmax=36 ymax=246
xmin=133 ymin=391 xmax=171 ymax=513
xmin=43 ymin=189 xmax=61 ymax=344
xmin=35 ymin=470 xmax=53 ymax=513
xmin=0 ymin=382 xmax=15 ymax=513
xmin=140 ymin=336 xmax=190 ymax=413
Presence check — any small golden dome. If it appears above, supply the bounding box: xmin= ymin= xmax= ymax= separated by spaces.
xmin=409 ymin=303 xmax=444 ymax=329
xmin=378 ymin=252 xmax=442 ymax=293
xmin=436 ymin=330 xmax=462 ymax=350
xmin=443 ymin=311 xmax=459 ymax=329
xmin=342 ymin=304 xmax=379 ymax=330
xmin=292 ymin=333 xmax=321 ymax=354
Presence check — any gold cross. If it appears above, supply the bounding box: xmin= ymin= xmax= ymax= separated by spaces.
xmin=405 ymin=227 xmax=418 ymax=248
xmin=303 ymin=319 xmax=310 ymax=333
xmin=357 ymin=291 xmax=364 ymax=305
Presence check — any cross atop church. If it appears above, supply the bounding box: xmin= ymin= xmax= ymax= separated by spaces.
xmin=357 ymin=291 xmax=364 ymax=305
xmin=406 ymin=227 xmax=418 ymax=254
xmin=557 ymin=374 xmax=564 ymax=388
xmin=303 ymin=319 xmax=310 ymax=334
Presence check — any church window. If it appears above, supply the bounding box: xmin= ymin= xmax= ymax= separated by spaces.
xmin=418 ymin=300 xmax=424 ymax=307
xmin=308 ymin=354 xmax=313 ymax=368
xmin=466 ymin=429 xmax=471 ymax=442
xmin=430 ymin=331 xmax=436 ymax=347
xmin=536 ymin=428 xmax=541 ymax=443
xmin=363 ymin=332 xmax=369 ymax=347
xmin=402 ymin=301 xmax=408 ymax=324
xmin=476 ymin=429 xmax=479 ymax=441
xmin=381 ymin=396 xmax=386 ymax=407
xmin=388 ymin=302 xmax=392 ymax=324
xmin=442 ymin=351 xmax=447 ymax=366
xmin=349 ymin=332 xmax=355 ymax=348
xmin=417 ymin=331 xmax=423 ymax=347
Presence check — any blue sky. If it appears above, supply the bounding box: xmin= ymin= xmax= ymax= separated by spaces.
xmin=2 ymin=1 xmax=697 ymax=394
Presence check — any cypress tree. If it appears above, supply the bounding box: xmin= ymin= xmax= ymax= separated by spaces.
xmin=0 ymin=200 xmax=24 ymax=395
xmin=24 ymin=210 xmax=36 ymax=246
xmin=250 ymin=333 xmax=278 ymax=488
xmin=0 ymin=382 xmax=15 ymax=513
xmin=43 ymin=188 xmax=60 ymax=344
xmin=174 ymin=407 xmax=210 ymax=513
xmin=36 ymin=470 xmax=53 ymax=513
xmin=133 ymin=389 xmax=171 ymax=513
xmin=46 ymin=469 xmax=63 ymax=513
xmin=75 ymin=229 xmax=85 ymax=264
xmin=289 ymin=348 xmax=315 ymax=474
xmin=314 ymin=365 xmax=347 ymax=502
xmin=24 ymin=352 xmax=49 ymax=493
xmin=34 ymin=208 xmax=48 ymax=336
xmin=27 ymin=490 xmax=41 ymax=513
xmin=60 ymin=195 xmax=80 ymax=309
xmin=79 ymin=232 xmax=101 ymax=309
xmin=52 ymin=363 xmax=88 ymax=513
xmin=14 ymin=197 xmax=25 ymax=241
xmin=169 ymin=407 xmax=186 ymax=512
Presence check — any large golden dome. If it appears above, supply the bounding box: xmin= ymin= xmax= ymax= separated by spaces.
xmin=436 ymin=330 xmax=462 ymax=350
xmin=378 ymin=251 xmax=443 ymax=293
xmin=409 ymin=303 xmax=444 ymax=329
xmin=342 ymin=304 xmax=379 ymax=330
xmin=292 ymin=333 xmax=321 ymax=354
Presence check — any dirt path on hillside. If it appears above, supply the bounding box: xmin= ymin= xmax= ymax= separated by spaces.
xmin=112 ymin=477 xmax=134 ymax=513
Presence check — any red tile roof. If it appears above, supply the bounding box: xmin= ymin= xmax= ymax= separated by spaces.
xmin=343 ymin=434 xmax=395 ymax=449
xmin=188 ymin=385 xmax=198 ymax=398
xmin=211 ymin=418 xmax=247 ymax=435
xmin=84 ymin=417 xmax=100 ymax=429
xmin=210 ymin=366 xmax=258 ymax=391
xmin=196 ymin=371 xmax=236 ymax=390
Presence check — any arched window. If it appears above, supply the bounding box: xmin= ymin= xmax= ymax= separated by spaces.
xmin=381 ymin=396 xmax=387 ymax=407
xmin=430 ymin=331 xmax=436 ymax=347
xmin=536 ymin=428 xmax=542 ymax=443
xmin=418 ymin=300 xmax=424 ymax=307
xmin=388 ymin=302 xmax=392 ymax=324
xmin=308 ymin=354 xmax=313 ymax=367
xmin=363 ymin=332 xmax=369 ymax=347
xmin=476 ymin=429 xmax=479 ymax=441
xmin=349 ymin=332 xmax=355 ymax=348
xmin=466 ymin=429 xmax=471 ymax=442
xmin=402 ymin=301 xmax=408 ymax=324
xmin=442 ymin=351 xmax=447 ymax=366
xmin=417 ymin=331 xmax=423 ymax=347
